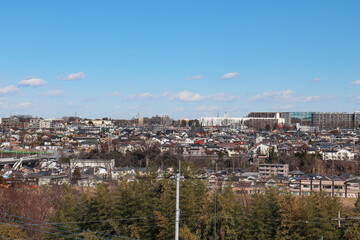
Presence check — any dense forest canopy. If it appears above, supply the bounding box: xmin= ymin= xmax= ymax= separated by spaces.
xmin=1 ymin=162 xmax=360 ymax=239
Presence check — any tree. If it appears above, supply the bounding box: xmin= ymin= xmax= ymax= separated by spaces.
xmin=47 ymin=187 xmax=86 ymax=239
xmin=297 ymin=192 xmax=342 ymax=239
xmin=194 ymin=119 xmax=200 ymax=127
xmin=181 ymin=120 xmax=187 ymax=127
xmin=242 ymin=187 xmax=281 ymax=240
xmin=268 ymin=147 xmax=277 ymax=164
xmin=210 ymin=182 xmax=244 ymax=239
xmin=0 ymin=225 xmax=28 ymax=239
xmin=188 ymin=120 xmax=195 ymax=127
xmin=73 ymin=167 xmax=81 ymax=179
xmin=81 ymin=183 xmax=117 ymax=236
xmin=265 ymin=124 xmax=271 ymax=131
xmin=0 ymin=175 xmax=6 ymax=184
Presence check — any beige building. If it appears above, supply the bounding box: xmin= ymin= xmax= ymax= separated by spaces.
xmin=259 ymin=163 xmax=289 ymax=177
xmin=289 ymin=178 xmax=360 ymax=198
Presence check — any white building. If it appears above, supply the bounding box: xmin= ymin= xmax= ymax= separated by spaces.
xmin=322 ymin=149 xmax=355 ymax=161
xmin=199 ymin=113 xmax=244 ymax=127
xmin=199 ymin=112 xmax=285 ymax=127
xmin=70 ymin=159 xmax=115 ymax=170
xmin=29 ymin=119 xmax=54 ymax=129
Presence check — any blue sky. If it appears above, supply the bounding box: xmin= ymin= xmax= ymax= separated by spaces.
xmin=1 ymin=0 xmax=360 ymax=119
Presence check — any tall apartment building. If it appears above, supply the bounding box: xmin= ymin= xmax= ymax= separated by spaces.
xmin=248 ymin=112 xmax=360 ymax=129
xmin=29 ymin=119 xmax=54 ymax=129
xmin=291 ymin=112 xmax=313 ymax=125
xmin=247 ymin=112 xmax=291 ymax=125
xmin=0 ymin=116 xmax=30 ymax=130
xmin=312 ymin=112 xmax=355 ymax=129
xmin=354 ymin=112 xmax=360 ymax=129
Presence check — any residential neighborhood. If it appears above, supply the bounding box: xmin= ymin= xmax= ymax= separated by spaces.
xmin=1 ymin=112 xmax=360 ymax=198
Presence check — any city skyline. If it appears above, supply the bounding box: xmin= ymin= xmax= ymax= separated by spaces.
xmin=1 ymin=1 xmax=360 ymax=119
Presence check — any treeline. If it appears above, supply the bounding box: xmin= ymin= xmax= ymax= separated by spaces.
xmin=1 ymin=163 xmax=360 ymax=239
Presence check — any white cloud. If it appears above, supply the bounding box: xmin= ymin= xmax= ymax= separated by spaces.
xmin=295 ymin=95 xmax=336 ymax=103
xmin=196 ymin=105 xmax=220 ymax=111
xmin=174 ymin=91 xmax=206 ymax=101
xmin=15 ymin=102 xmax=34 ymax=109
xmin=109 ymin=91 xmax=122 ymax=96
xmin=221 ymin=72 xmax=239 ymax=80
xmin=124 ymin=92 xmax=169 ymax=100
xmin=250 ymin=90 xmax=293 ymax=101
xmin=18 ymin=78 xmax=47 ymax=87
xmin=173 ymin=91 xmax=240 ymax=102
xmin=185 ymin=75 xmax=204 ymax=80
xmin=40 ymin=89 xmax=64 ymax=96
xmin=209 ymin=92 xmax=240 ymax=101
xmin=273 ymin=104 xmax=296 ymax=110
xmin=114 ymin=105 xmax=122 ymax=109
xmin=351 ymin=80 xmax=360 ymax=85
xmin=0 ymin=85 xmax=18 ymax=95
xmin=123 ymin=91 xmax=240 ymax=102
xmin=357 ymin=96 xmax=360 ymax=101
xmin=312 ymin=77 xmax=322 ymax=82
xmin=250 ymin=89 xmax=335 ymax=103
xmin=60 ymin=72 xmax=85 ymax=81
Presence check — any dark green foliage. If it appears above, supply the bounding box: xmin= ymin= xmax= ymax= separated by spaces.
xmin=47 ymin=179 xmax=345 ymax=240
xmin=242 ymin=188 xmax=281 ymax=240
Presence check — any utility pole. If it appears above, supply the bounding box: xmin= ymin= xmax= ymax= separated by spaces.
xmin=214 ymin=160 xmax=218 ymax=240
xmin=175 ymin=161 xmax=181 ymax=240
xmin=214 ymin=182 xmax=217 ymax=240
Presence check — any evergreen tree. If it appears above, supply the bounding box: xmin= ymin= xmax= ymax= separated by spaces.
xmin=46 ymin=186 xmax=87 ymax=239
xmin=242 ymin=187 xmax=281 ymax=240
xmin=0 ymin=225 xmax=28 ymax=239
xmin=214 ymin=182 xmax=244 ymax=239
xmin=297 ymin=192 xmax=342 ymax=239
xmin=80 ymin=183 xmax=116 ymax=235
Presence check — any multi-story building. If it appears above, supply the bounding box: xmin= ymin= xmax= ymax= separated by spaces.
xmin=29 ymin=119 xmax=54 ymax=129
xmin=247 ymin=112 xmax=291 ymax=125
xmin=247 ymin=111 xmax=360 ymax=129
xmin=322 ymin=149 xmax=355 ymax=161
xmin=199 ymin=113 xmax=244 ymax=127
xmin=290 ymin=178 xmax=360 ymax=198
xmin=0 ymin=116 xmax=29 ymax=130
xmin=354 ymin=112 xmax=360 ymax=129
xmin=312 ymin=112 xmax=355 ymax=129
xmin=259 ymin=163 xmax=289 ymax=177
xmin=291 ymin=112 xmax=314 ymax=125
